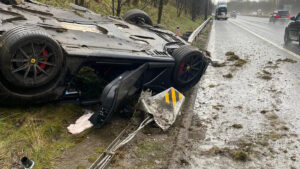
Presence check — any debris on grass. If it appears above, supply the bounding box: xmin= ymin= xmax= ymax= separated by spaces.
xmin=213 ymin=115 xmax=219 ymax=120
xmin=262 ymin=70 xmax=271 ymax=75
xmin=223 ymin=73 xmax=233 ymax=78
xmin=225 ymin=51 xmax=235 ymax=56
xmin=266 ymin=113 xmax=279 ymax=120
xmin=111 ymin=151 xmax=126 ymax=166
xmin=281 ymin=126 xmax=289 ymax=131
xmin=209 ymin=84 xmax=216 ymax=88
xmin=212 ymin=61 xmax=226 ymax=67
xmin=291 ymin=155 xmax=296 ymax=161
xmin=276 ymin=58 xmax=297 ymax=63
xmin=235 ymin=105 xmax=243 ymax=109
xmin=234 ymin=59 xmax=247 ymax=67
xmin=232 ymin=124 xmax=243 ymax=129
xmin=212 ymin=104 xmax=224 ymax=111
xmin=227 ymin=55 xmax=240 ymax=61
xmin=203 ymin=143 xmax=252 ymax=162
xmin=258 ymin=70 xmax=272 ymax=80
xmin=256 ymin=141 xmax=269 ymax=147
xmin=180 ymin=158 xmax=190 ymax=166
xmin=260 ymin=110 xmax=269 ymax=114
xmin=231 ymin=151 xmax=248 ymax=162
xmin=0 ymin=104 xmax=85 ymax=169
xmin=264 ymin=132 xmax=285 ymax=141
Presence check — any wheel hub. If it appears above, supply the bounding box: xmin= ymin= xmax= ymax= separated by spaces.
xmin=30 ymin=58 xmax=36 ymax=64
xmin=186 ymin=65 xmax=191 ymax=70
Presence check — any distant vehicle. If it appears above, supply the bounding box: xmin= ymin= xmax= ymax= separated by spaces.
xmin=257 ymin=9 xmax=262 ymax=16
xmin=230 ymin=11 xmax=237 ymax=18
xmin=269 ymin=10 xmax=291 ymax=23
xmin=215 ymin=2 xmax=228 ymax=20
xmin=284 ymin=13 xmax=300 ymax=46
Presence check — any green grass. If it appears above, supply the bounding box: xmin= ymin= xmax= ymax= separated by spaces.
xmin=0 ymin=104 xmax=89 ymax=169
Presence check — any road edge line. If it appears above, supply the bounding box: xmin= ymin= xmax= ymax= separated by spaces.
xmin=229 ymin=20 xmax=300 ymax=59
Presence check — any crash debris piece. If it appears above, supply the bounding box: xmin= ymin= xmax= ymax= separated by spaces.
xmin=67 ymin=110 xmax=94 ymax=134
xmin=139 ymin=88 xmax=185 ymax=131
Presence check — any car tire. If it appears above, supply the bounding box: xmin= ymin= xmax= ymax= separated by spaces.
xmin=123 ymin=9 xmax=153 ymax=26
xmin=284 ymin=29 xmax=291 ymax=45
xmin=172 ymin=46 xmax=208 ymax=91
xmin=0 ymin=26 xmax=66 ymax=105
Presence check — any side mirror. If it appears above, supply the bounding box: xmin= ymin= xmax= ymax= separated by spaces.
xmin=291 ymin=16 xmax=296 ymax=21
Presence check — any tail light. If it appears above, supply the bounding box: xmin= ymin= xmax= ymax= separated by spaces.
xmin=288 ymin=14 xmax=291 ymax=18
xmin=275 ymin=14 xmax=280 ymax=18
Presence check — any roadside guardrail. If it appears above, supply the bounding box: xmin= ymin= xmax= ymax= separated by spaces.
xmin=188 ymin=17 xmax=212 ymax=43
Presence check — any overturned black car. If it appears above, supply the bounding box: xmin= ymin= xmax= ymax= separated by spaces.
xmin=0 ymin=0 xmax=209 ymax=127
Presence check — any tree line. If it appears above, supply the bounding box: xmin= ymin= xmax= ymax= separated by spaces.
xmin=228 ymin=0 xmax=300 ymax=15
xmin=75 ymin=0 xmax=213 ymax=24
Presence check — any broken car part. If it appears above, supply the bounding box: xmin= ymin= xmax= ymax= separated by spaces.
xmin=21 ymin=157 xmax=34 ymax=169
xmin=89 ymin=88 xmax=185 ymax=169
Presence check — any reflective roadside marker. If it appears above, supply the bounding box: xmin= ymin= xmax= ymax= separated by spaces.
xmin=176 ymin=26 xmax=180 ymax=36
xmin=165 ymin=87 xmax=183 ymax=107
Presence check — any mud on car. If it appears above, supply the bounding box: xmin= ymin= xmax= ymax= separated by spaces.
xmin=0 ymin=0 xmax=209 ymax=127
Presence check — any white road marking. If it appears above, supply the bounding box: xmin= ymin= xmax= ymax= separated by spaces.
xmin=229 ymin=20 xmax=300 ymax=59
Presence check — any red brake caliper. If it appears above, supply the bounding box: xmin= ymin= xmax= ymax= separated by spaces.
xmin=178 ymin=61 xmax=185 ymax=74
xmin=39 ymin=49 xmax=49 ymax=70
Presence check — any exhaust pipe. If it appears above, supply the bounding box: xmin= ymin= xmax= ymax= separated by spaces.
xmin=21 ymin=157 xmax=34 ymax=169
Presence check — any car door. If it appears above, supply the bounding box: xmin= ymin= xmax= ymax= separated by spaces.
xmin=288 ymin=13 xmax=300 ymax=41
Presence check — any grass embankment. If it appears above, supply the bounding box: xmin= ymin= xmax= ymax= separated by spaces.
xmin=0 ymin=1 xmax=204 ymax=168
xmin=0 ymin=105 xmax=91 ymax=169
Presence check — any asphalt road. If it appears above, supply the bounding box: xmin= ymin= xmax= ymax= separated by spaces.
xmin=231 ymin=16 xmax=300 ymax=57
xmin=181 ymin=16 xmax=300 ymax=169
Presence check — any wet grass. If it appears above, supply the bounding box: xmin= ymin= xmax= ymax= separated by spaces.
xmin=0 ymin=104 xmax=87 ymax=169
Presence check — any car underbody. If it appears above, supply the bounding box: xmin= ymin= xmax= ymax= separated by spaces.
xmin=0 ymin=0 xmax=209 ymax=127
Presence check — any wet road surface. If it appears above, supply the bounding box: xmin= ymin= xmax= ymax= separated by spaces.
xmin=182 ymin=16 xmax=300 ymax=169
xmin=230 ymin=16 xmax=300 ymax=57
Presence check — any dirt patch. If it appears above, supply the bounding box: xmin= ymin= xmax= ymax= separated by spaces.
xmin=232 ymin=124 xmax=243 ymax=129
xmin=211 ymin=61 xmax=226 ymax=67
xmin=223 ymin=73 xmax=233 ymax=78
xmin=276 ymin=58 xmax=297 ymax=63
xmin=258 ymin=70 xmax=273 ymax=80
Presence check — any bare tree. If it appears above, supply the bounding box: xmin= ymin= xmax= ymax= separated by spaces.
xmin=75 ymin=0 xmax=85 ymax=6
xmin=116 ymin=0 xmax=122 ymax=17
xmin=157 ymin=0 xmax=164 ymax=23
xmin=112 ymin=0 xmax=115 ymax=16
